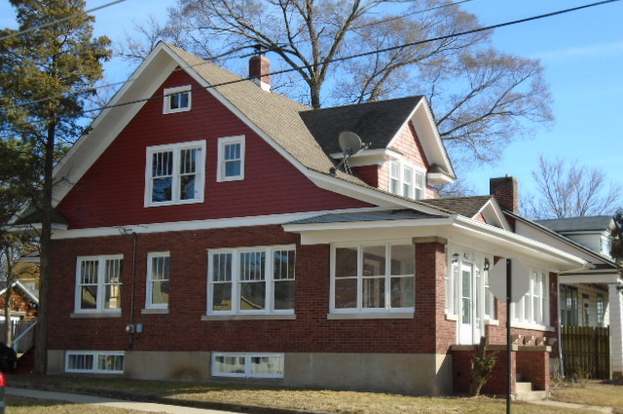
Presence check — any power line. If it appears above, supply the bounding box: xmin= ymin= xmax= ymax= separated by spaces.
xmin=7 ymin=0 xmax=622 ymax=119
xmin=76 ymin=0 xmax=621 ymax=115
xmin=0 ymin=0 xmax=129 ymax=42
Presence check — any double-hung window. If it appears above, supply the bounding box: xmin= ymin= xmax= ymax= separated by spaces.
xmin=483 ymin=258 xmax=497 ymax=320
xmin=207 ymin=245 xmax=295 ymax=316
xmin=145 ymin=140 xmax=206 ymax=206
xmin=512 ymin=270 xmax=548 ymax=327
xmin=163 ymin=85 xmax=191 ymax=114
xmin=331 ymin=242 xmax=415 ymax=314
xmin=388 ymin=160 xmax=426 ymax=200
xmin=146 ymin=252 xmax=171 ymax=310
xmin=217 ymin=135 xmax=245 ymax=181
xmin=75 ymin=255 xmax=123 ymax=314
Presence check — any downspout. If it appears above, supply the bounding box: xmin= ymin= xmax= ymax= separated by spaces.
xmin=128 ymin=232 xmax=137 ymax=350
xmin=557 ymin=276 xmax=564 ymax=378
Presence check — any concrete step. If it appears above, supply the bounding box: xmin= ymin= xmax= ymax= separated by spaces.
xmin=515 ymin=390 xmax=548 ymax=401
xmin=515 ymin=382 xmax=533 ymax=393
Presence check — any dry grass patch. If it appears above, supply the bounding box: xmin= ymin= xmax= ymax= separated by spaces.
xmin=8 ymin=374 xmax=603 ymax=414
xmin=551 ymin=381 xmax=623 ymax=413
xmin=5 ymin=396 xmax=158 ymax=414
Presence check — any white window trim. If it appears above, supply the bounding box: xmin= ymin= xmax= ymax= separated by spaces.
xmin=511 ymin=269 xmax=550 ymax=329
xmin=216 ymin=135 xmax=246 ymax=182
xmin=144 ymin=139 xmax=206 ymax=207
xmin=145 ymin=251 xmax=171 ymax=310
xmin=162 ymin=85 xmax=192 ymax=114
xmin=207 ymin=244 xmax=295 ymax=317
xmin=74 ymin=255 xmax=123 ymax=315
xmin=388 ymin=159 xmax=426 ymax=200
xmin=329 ymin=240 xmax=415 ymax=316
xmin=65 ymin=350 xmax=125 ymax=374
xmin=211 ymin=352 xmax=284 ymax=379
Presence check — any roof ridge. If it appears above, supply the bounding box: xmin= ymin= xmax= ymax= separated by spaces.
xmin=300 ymin=95 xmax=423 ymax=114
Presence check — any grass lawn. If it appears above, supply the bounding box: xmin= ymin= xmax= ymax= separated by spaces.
xmin=5 ymin=396 xmax=159 ymax=414
xmin=7 ymin=374 xmax=607 ymax=414
xmin=550 ymin=381 xmax=623 ymax=413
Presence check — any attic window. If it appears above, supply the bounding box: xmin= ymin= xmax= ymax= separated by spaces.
xmin=389 ymin=160 xmax=426 ymax=200
xmin=163 ymin=85 xmax=191 ymax=114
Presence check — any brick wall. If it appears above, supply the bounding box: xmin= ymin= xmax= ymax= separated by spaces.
xmin=49 ymin=228 xmax=446 ymax=354
xmin=452 ymin=347 xmax=516 ymax=395
xmin=516 ymin=349 xmax=550 ymax=390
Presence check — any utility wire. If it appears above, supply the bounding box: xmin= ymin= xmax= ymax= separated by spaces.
xmin=7 ymin=0 xmax=622 ymax=119
xmin=0 ymin=0 xmax=129 ymax=42
xmin=354 ymin=0 xmax=476 ymax=29
xmin=74 ymin=0 xmax=621 ymax=115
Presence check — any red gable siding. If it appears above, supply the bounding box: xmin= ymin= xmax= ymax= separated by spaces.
xmin=58 ymin=70 xmax=368 ymax=229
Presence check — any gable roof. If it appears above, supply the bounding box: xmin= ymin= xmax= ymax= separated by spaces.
xmin=286 ymin=209 xmax=446 ymax=225
xmin=536 ymin=215 xmax=614 ymax=233
xmin=300 ymin=96 xmax=424 ymax=155
xmin=50 ymin=42 xmax=453 ymax=216
xmin=420 ymin=196 xmax=492 ymax=218
xmin=0 ymin=280 xmax=39 ymax=304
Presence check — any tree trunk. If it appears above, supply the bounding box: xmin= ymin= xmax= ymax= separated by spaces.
xmin=3 ymin=249 xmax=13 ymax=347
xmin=33 ymin=123 xmax=55 ymax=375
xmin=310 ymin=83 xmax=321 ymax=109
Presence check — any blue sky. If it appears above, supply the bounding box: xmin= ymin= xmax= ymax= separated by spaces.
xmin=1 ymin=0 xmax=621 ymax=199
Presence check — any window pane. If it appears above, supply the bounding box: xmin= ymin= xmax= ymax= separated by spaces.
xmin=152 ymin=151 xmax=173 ymax=177
xmin=180 ymin=175 xmax=196 ymax=200
xmin=363 ymin=246 xmax=385 ymax=276
xmin=250 ymin=355 xmax=283 ymax=377
xmin=80 ymin=260 xmax=98 ymax=284
xmin=105 ymin=284 xmax=121 ymax=310
xmin=390 ymin=245 xmax=414 ymax=275
xmin=170 ymin=93 xmax=180 ymax=109
xmin=403 ymin=166 xmax=413 ymax=197
xmin=179 ymin=92 xmax=189 ymax=108
xmin=274 ymin=280 xmax=295 ymax=310
xmin=68 ymin=354 xmax=93 ymax=371
xmin=335 ymin=248 xmax=357 ymax=277
xmin=98 ymin=354 xmax=124 ymax=372
xmin=152 ymin=177 xmax=172 ymax=202
xmin=225 ymin=160 xmax=241 ymax=177
xmin=151 ymin=280 xmax=169 ymax=305
xmin=225 ymin=143 xmax=241 ymax=160
xmin=391 ymin=276 xmax=414 ymax=308
xmin=212 ymin=253 xmax=232 ymax=282
xmin=212 ymin=283 xmax=232 ymax=311
xmin=180 ymin=148 xmax=197 ymax=174
xmin=151 ymin=256 xmax=170 ymax=281
xmin=240 ymin=282 xmax=266 ymax=310
xmin=81 ymin=286 xmax=98 ymax=309
xmin=273 ymin=250 xmax=295 ymax=281
xmin=214 ymin=355 xmax=245 ymax=375
xmin=363 ymin=278 xmax=385 ymax=308
xmin=240 ymin=251 xmax=265 ymax=281
xmin=335 ymin=278 xmax=357 ymax=309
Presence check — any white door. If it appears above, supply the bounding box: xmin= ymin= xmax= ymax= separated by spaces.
xmin=459 ymin=262 xmax=483 ymax=344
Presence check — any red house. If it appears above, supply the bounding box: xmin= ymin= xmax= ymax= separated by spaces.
xmin=44 ymin=43 xmax=598 ymax=395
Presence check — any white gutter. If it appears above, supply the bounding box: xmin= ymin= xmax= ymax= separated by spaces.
xmin=283 ymin=217 xmax=453 ymax=233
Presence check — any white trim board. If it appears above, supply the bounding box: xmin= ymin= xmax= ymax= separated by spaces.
xmin=51 ymin=207 xmax=384 ymax=240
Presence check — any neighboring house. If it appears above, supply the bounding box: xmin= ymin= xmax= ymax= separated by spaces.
xmin=534 ymin=216 xmax=622 ymax=377
xmin=0 ymin=280 xmax=39 ymax=348
xmin=35 ymin=42 xmax=623 ymax=395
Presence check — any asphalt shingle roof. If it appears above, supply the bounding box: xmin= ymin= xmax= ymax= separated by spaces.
xmin=420 ymin=196 xmax=492 ymax=218
xmin=287 ymin=209 xmax=447 ymax=225
xmin=536 ymin=216 xmax=614 ymax=233
xmin=299 ymin=96 xmax=423 ymax=155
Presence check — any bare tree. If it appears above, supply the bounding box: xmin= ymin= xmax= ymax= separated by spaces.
xmin=119 ymin=0 xmax=552 ymax=166
xmin=524 ymin=156 xmax=622 ymax=219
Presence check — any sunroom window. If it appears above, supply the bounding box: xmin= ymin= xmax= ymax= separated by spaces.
xmin=332 ymin=242 xmax=415 ymax=314
xmin=207 ymin=245 xmax=295 ymax=316
xmin=145 ymin=140 xmax=206 ymax=207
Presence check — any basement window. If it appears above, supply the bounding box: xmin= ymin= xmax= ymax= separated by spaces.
xmin=65 ymin=351 xmax=125 ymax=374
xmin=163 ymin=85 xmax=191 ymax=114
xmin=212 ymin=353 xmax=284 ymax=378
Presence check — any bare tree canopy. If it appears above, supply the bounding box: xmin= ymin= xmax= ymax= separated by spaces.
xmin=524 ymin=156 xmax=622 ymax=219
xmin=119 ymin=0 xmax=553 ymax=166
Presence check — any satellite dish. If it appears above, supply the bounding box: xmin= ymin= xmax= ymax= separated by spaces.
xmin=338 ymin=131 xmax=363 ymax=157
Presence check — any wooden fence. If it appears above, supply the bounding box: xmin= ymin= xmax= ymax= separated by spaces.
xmin=561 ymin=326 xmax=610 ymax=379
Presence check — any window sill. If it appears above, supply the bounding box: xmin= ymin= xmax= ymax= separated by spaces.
xmin=445 ymin=313 xmax=458 ymax=321
xmin=217 ymin=175 xmax=244 ymax=183
xmin=327 ymin=312 xmax=414 ymax=320
xmin=145 ymin=198 xmax=204 ymax=208
xmin=511 ymin=321 xmax=554 ymax=332
xmin=201 ymin=314 xmax=296 ymax=321
xmin=485 ymin=319 xmax=500 ymax=326
xmin=70 ymin=312 xmax=121 ymax=319
xmin=141 ymin=308 xmax=169 ymax=315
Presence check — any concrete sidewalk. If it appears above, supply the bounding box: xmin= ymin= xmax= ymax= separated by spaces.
xmin=6 ymin=387 xmax=242 ymax=414
xmin=527 ymin=399 xmax=613 ymax=414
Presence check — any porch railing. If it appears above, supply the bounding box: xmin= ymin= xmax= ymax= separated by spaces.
xmin=561 ymin=325 xmax=610 ymax=379
xmin=12 ymin=320 xmax=37 ymax=354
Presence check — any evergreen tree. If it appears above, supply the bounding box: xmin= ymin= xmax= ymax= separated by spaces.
xmin=0 ymin=0 xmax=111 ymax=374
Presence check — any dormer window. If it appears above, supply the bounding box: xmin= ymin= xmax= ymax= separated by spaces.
xmin=163 ymin=85 xmax=191 ymax=114
xmin=145 ymin=140 xmax=206 ymax=207
xmin=389 ymin=160 xmax=426 ymax=200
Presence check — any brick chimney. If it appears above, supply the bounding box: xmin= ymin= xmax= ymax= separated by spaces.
xmin=490 ymin=176 xmax=520 ymax=213
xmin=249 ymin=54 xmax=271 ymax=91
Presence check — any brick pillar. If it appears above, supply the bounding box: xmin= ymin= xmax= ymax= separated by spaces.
xmin=608 ymin=283 xmax=623 ymax=378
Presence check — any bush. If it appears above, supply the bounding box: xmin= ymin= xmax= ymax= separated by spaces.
xmin=0 ymin=342 xmax=17 ymax=372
